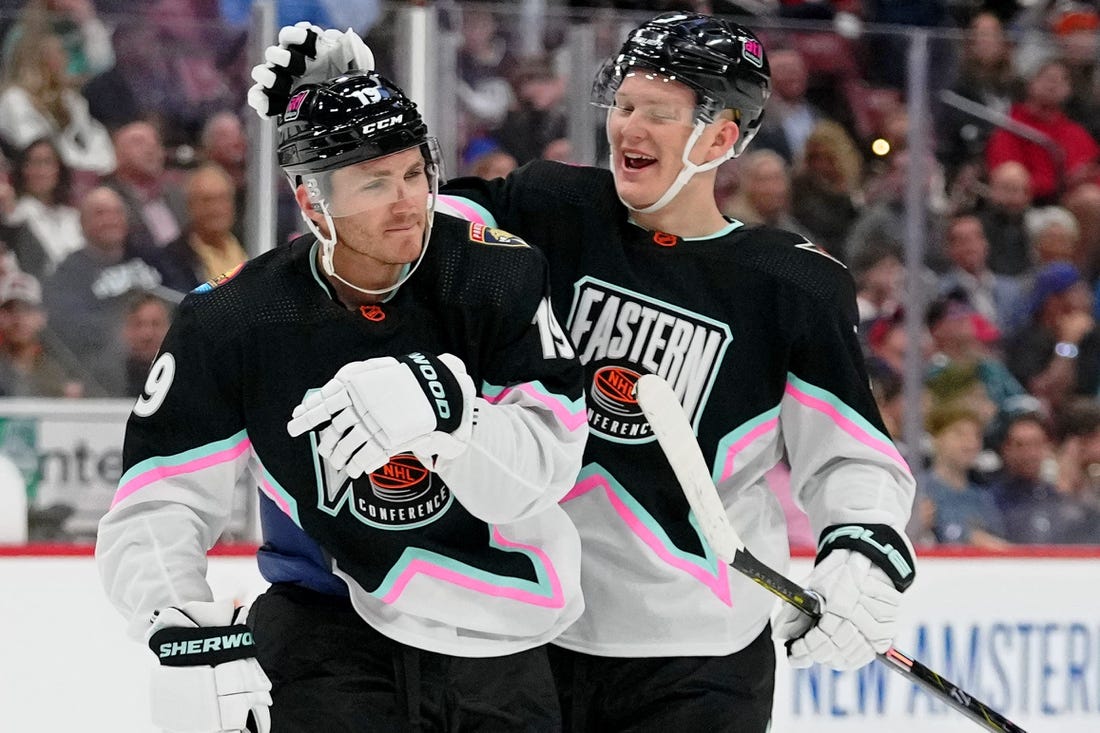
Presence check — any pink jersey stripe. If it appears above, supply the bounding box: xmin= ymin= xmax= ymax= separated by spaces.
xmin=256 ymin=474 xmax=293 ymax=518
xmin=377 ymin=534 xmax=565 ymax=608
xmin=719 ymin=417 xmax=779 ymax=482
xmin=111 ymin=438 xmax=252 ymax=509
xmin=435 ymin=195 xmax=488 ymax=224
xmin=482 ymin=383 xmax=588 ymax=431
xmin=783 ymin=383 xmax=910 ymax=472
xmin=564 ymin=474 xmax=732 ymax=605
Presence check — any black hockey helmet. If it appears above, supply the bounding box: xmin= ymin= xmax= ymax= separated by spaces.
xmin=277 ymin=70 xmax=440 ymax=179
xmin=592 ymin=12 xmax=771 ymax=155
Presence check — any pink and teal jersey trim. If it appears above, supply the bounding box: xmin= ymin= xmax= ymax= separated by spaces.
xmin=481 ymin=380 xmax=587 ymax=432
xmin=113 ymin=431 xmax=251 ymax=509
xmin=436 ymin=195 xmax=497 ymax=227
xmin=784 ymin=372 xmax=910 ymax=474
xmin=714 ymin=406 xmax=781 ymax=483
xmin=373 ymin=525 xmax=565 ymax=608
xmin=112 ymin=430 xmax=301 ymax=524
xmin=562 ymin=463 xmax=732 ymax=605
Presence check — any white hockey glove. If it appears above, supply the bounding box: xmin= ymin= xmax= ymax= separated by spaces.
xmin=146 ymin=600 xmax=271 ymax=733
xmin=287 ymin=352 xmax=476 ymax=478
xmin=247 ymin=22 xmax=375 ymax=118
xmin=774 ymin=524 xmax=916 ymax=670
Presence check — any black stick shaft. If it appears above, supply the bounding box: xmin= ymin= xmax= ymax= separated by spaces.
xmin=730 ymin=547 xmax=1028 ymax=733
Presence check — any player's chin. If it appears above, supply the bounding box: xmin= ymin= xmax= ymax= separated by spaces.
xmin=614 ymin=182 xmax=659 ymax=210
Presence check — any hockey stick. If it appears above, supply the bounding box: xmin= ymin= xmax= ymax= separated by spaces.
xmin=634 ymin=374 xmax=1028 ymax=733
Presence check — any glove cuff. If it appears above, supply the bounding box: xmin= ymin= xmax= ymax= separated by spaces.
xmin=148 ymin=623 xmax=257 ymax=667
xmin=396 ymin=352 xmax=467 ymax=433
xmin=816 ymin=523 xmax=916 ymax=592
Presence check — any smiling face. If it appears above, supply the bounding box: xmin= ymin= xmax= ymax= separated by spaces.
xmin=606 ymin=73 xmax=736 ymax=211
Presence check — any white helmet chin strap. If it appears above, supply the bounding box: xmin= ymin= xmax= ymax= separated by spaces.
xmin=302 ymin=172 xmax=440 ymax=298
xmin=614 ymin=120 xmax=736 ymax=214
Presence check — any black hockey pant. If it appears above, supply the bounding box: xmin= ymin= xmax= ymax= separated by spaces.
xmin=248 ymin=583 xmax=562 ymax=733
xmin=547 ymin=625 xmax=775 ymax=732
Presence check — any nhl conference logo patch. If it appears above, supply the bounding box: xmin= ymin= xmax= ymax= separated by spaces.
xmin=591 ymin=366 xmax=644 ymax=423
xmin=315 ymin=451 xmax=452 ymax=530
xmin=567 ymin=276 xmax=732 ymax=444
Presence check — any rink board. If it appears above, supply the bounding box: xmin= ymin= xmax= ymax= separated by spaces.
xmin=2 ymin=549 xmax=1098 ymax=732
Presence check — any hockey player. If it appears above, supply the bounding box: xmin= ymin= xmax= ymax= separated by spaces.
xmin=249 ymin=13 xmax=916 ymax=731
xmin=96 ymin=70 xmax=588 ymax=733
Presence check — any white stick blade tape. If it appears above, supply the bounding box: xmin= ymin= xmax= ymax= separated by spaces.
xmin=635 ymin=374 xmax=744 ymax=563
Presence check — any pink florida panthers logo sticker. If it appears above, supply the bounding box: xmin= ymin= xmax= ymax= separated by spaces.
xmin=282 ymin=90 xmax=310 ymax=121
xmin=742 ymin=39 xmax=764 ymax=68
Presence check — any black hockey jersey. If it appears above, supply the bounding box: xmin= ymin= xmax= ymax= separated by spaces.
xmin=96 ymin=213 xmax=588 ymax=657
xmin=439 ymin=161 xmax=915 ymax=656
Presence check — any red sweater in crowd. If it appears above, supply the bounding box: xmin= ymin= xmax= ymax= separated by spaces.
xmin=985 ymin=103 xmax=1100 ymax=201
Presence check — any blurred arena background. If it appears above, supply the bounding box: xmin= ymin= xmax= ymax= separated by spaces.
xmin=2 ymin=1 xmax=1100 ymax=730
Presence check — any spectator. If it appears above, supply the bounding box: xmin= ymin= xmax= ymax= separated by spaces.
xmin=462 ymin=138 xmax=518 ymax=180
xmin=119 ymin=292 xmax=171 ymax=397
xmin=751 ymin=48 xmax=823 ymax=164
xmin=723 ymin=149 xmax=810 ymax=235
xmin=919 ymin=404 xmax=1010 ymax=548
xmin=852 ymin=241 xmax=904 ymax=324
xmin=83 ymin=20 xmax=183 ymax=145
xmin=848 ymin=149 xmax=949 ymax=272
xmin=985 ymin=58 xmax=1100 ymax=204
xmin=197 ymin=110 xmax=253 ymax=241
xmin=1 ymin=0 xmax=115 ymax=83
xmin=1004 ymin=262 xmax=1100 ymax=412
xmin=143 ymin=0 xmax=239 ymax=145
xmin=0 ymin=270 xmax=87 ymax=397
xmin=1050 ymin=4 xmax=1100 ymax=140
xmin=492 ymin=56 xmax=567 ymax=166
xmin=925 ymin=291 xmax=1034 ymax=422
xmin=43 ymin=186 xmax=163 ymax=394
xmin=924 ymin=362 xmax=999 ymax=436
xmin=976 ymin=161 xmax=1035 ymax=276
xmin=988 ymin=412 xmax=1096 ymax=543
xmin=455 ymin=8 xmax=515 ymax=139
xmin=153 ymin=164 xmax=246 ymax=294
xmin=937 ymin=213 xmax=1023 ymax=332
xmin=0 ymin=30 xmax=114 ymax=175
xmin=102 ymin=120 xmax=186 ymax=253
xmin=1025 ymin=204 xmax=1080 ymax=274
xmin=1052 ymin=398 xmax=1100 ymax=520
xmin=937 ymin=11 xmax=1019 ymax=172
xmin=4 ymin=138 xmax=82 ymax=279
xmin=789 ymin=120 xmax=863 ymax=260
xmin=865 ymin=307 xmax=910 ymax=377
xmin=198 ymin=111 xmax=247 ymax=197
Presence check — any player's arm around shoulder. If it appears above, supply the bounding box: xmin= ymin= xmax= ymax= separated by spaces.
xmin=433 ymin=224 xmax=588 ymax=524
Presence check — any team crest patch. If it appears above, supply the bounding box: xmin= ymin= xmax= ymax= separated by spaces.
xmin=192 ymin=262 xmax=245 ymax=294
xmin=468 ymin=222 xmax=527 ymax=247
xmin=282 ymin=89 xmax=310 ymax=121
xmin=742 ymin=39 xmax=764 ymax=68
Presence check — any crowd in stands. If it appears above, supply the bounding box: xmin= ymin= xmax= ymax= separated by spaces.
xmin=2 ymin=0 xmax=1100 ymax=549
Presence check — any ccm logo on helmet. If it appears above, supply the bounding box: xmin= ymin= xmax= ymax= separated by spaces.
xmin=408 ymin=352 xmax=451 ymax=420
xmin=361 ymin=114 xmax=404 ymax=135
